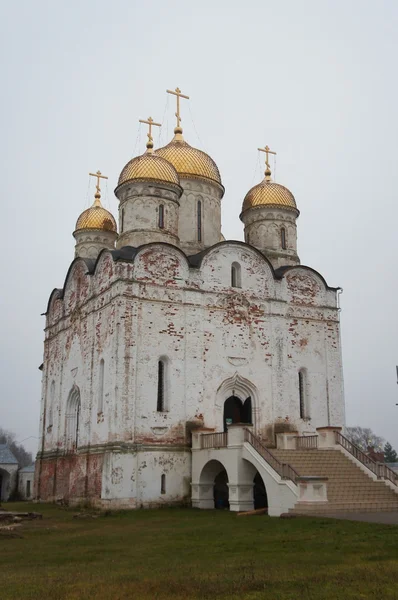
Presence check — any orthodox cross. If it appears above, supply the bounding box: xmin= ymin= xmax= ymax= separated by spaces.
xmin=89 ymin=170 xmax=108 ymax=196
xmin=166 ymin=87 xmax=190 ymax=129
xmin=258 ymin=145 xmax=276 ymax=171
xmin=139 ymin=116 xmax=161 ymax=145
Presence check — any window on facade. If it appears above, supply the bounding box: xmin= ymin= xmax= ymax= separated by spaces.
xmin=26 ymin=480 xmax=31 ymax=498
xmin=159 ymin=204 xmax=164 ymax=229
xmin=197 ymin=200 xmax=202 ymax=242
xmin=299 ymin=370 xmax=307 ymax=419
xmin=98 ymin=359 xmax=105 ymax=414
xmin=231 ymin=262 xmax=242 ymax=288
xmin=281 ymin=227 xmax=287 ymax=250
xmin=161 ymin=474 xmax=166 ymax=494
xmin=66 ymin=386 xmax=81 ymax=452
xmin=121 ymin=208 xmax=124 ymax=231
xmin=157 ymin=360 xmax=165 ymax=412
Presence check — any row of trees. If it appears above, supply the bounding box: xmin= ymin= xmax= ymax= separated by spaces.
xmin=0 ymin=428 xmax=33 ymax=468
xmin=345 ymin=426 xmax=398 ymax=462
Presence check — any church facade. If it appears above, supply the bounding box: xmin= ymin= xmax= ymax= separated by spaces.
xmin=35 ymin=89 xmax=345 ymax=508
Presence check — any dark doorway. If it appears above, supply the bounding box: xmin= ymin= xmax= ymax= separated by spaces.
xmin=223 ymin=396 xmax=252 ymax=431
xmin=253 ymin=472 xmax=268 ymax=510
xmin=214 ymin=469 xmax=229 ymax=509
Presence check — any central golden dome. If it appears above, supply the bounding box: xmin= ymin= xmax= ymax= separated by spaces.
xmin=118 ymin=152 xmax=180 ymax=188
xmin=156 ymin=131 xmax=222 ymax=187
xmin=242 ymin=176 xmax=298 ymax=214
xmin=75 ymin=196 xmax=117 ymax=232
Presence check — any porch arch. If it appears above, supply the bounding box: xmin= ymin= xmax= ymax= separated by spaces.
xmin=194 ymin=459 xmax=231 ymax=510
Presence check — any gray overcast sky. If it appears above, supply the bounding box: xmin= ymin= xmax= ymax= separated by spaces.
xmin=1 ymin=0 xmax=397 ymax=456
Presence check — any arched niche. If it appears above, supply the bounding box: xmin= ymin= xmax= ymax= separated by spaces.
xmin=65 ymin=385 xmax=81 ymax=452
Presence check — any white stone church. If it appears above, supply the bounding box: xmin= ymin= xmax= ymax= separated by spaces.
xmin=36 ymin=88 xmax=362 ymax=516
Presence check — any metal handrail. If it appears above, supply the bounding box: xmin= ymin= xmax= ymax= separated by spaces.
xmin=335 ymin=432 xmax=398 ymax=486
xmin=295 ymin=435 xmax=318 ymax=450
xmin=244 ymin=428 xmax=299 ymax=483
xmin=200 ymin=432 xmax=228 ymax=449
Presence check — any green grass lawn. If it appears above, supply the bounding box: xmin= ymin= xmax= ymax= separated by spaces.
xmin=1 ymin=503 xmax=398 ymax=600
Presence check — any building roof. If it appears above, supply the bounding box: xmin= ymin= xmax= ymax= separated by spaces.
xmin=19 ymin=463 xmax=35 ymax=473
xmin=0 ymin=444 xmax=18 ymax=465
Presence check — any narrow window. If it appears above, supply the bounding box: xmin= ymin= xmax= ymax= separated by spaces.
xmin=66 ymin=386 xmax=81 ymax=452
xmin=281 ymin=227 xmax=287 ymax=250
xmin=26 ymin=480 xmax=31 ymax=498
xmin=161 ymin=474 xmax=166 ymax=494
xmin=231 ymin=262 xmax=241 ymax=288
xmin=299 ymin=370 xmax=306 ymax=419
xmin=159 ymin=204 xmax=164 ymax=229
xmin=121 ymin=208 xmax=124 ymax=231
xmin=197 ymin=200 xmax=202 ymax=242
xmin=157 ymin=360 xmax=165 ymax=412
xmin=98 ymin=359 xmax=105 ymax=414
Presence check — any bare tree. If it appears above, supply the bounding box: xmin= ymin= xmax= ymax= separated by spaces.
xmin=345 ymin=426 xmax=384 ymax=452
xmin=0 ymin=428 xmax=33 ymax=467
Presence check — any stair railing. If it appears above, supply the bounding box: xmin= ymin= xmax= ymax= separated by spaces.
xmin=335 ymin=431 xmax=398 ymax=486
xmin=244 ymin=428 xmax=299 ymax=483
xmin=295 ymin=435 xmax=318 ymax=450
xmin=376 ymin=463 xmax=398 ymax=486
xmin=200 ymin=432 xmax=228 ymax=449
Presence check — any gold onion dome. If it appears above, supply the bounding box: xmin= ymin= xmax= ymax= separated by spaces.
xmin=242 ymin=176 xmax=297 ymax=213
xmin=155 ymin=128 xmax=222 ymax=187
xmin=75 ymin=194 xmax=117 ymax=232
xmin=118 ymin=140 xmax=180 ymax=188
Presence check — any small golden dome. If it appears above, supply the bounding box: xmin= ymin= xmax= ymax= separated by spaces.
xmin=156 ymin=131 xmax=222 ymax=187
xmin=118 ymin=151 xmax=180 ymax=187
xmin=75 ymin=195 xmax=117 ymax=232
xmin=242 ymin=176 xmax=298 ymax=213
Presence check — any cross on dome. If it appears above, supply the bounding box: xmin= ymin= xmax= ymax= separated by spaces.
xmin=166 ymin=87 xmax=190 ymax=132
xmin=139 ymin=116 xmax=161 ymax=152
xmin=258 ymin=145 xmax=276 ymax=180
xmin=89 ymin=170 xmax=108 ymax=205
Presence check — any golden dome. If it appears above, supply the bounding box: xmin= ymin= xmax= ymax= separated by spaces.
xmin=242 ymin=175 xmax=298 ymax=214
xmin=118 ymin=151 xmax=180 ymax=187
xmin=155 ymin=130 xmax=222 ymax=187
xmin=75 ymin=195 xmax=117 ymax=232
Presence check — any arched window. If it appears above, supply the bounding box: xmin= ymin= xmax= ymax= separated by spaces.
xmin=281 ymin=227 xmax=287 ymax=250
xmin=120 ymin=208 xmax=124 ymax=231
xmin=161 ymin=474 xmax=166 ymax=494
xmin=159 ymin=204 xmax=164 ymax=229
xmin=157 ymin=360 xmax=165 ymax=412
xmin=48 ymin=380 xmax=55 ymax=428
xmin=98 ymin=359 xmax=105 ymax=414
xmin=298 ymin=370 xmax=308 ymax=419
xmin=66 ymin=385 xmax=81 ymax=452
xmin=231 ymin=262 xmax=241 ymax=288
xmin=197 ymin=200 xmax=202 ymax=242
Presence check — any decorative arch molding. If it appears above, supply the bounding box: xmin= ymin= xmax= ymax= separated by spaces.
xmin=65 ymin=384 xmax=81 ymax=452
xmin=215 ymin=373 xmax=259 ymax=431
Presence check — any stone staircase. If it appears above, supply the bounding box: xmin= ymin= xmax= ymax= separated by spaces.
xmin=272 ymin=448 xmax=398 ymax=515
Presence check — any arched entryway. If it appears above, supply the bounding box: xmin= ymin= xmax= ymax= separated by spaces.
xmin=223 ymin=396 xmax=252 ymax=431
xmin=198 ymin=459 xmax=230 ymax=510
xmin=253 ymin=472 xmax=268 ymax=510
